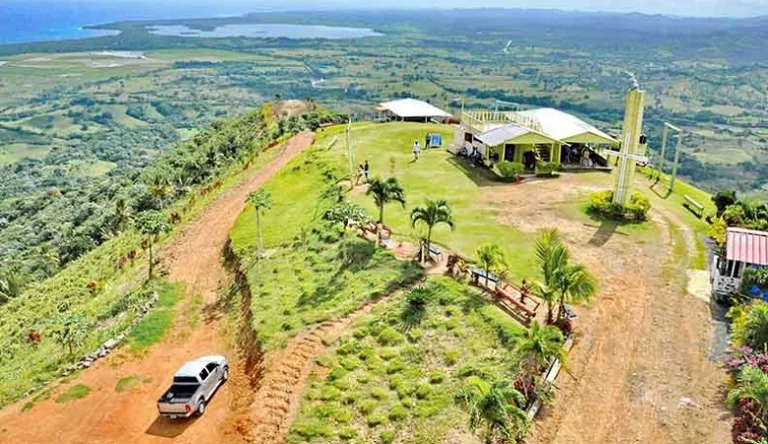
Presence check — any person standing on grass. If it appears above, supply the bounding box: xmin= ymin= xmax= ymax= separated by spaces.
xmin=413 ymin=140 xmax=421 ymax=161
xmin=521 ymin=279 xmax=530 ymax=304
xmin=358 ymin=164 xmax=365 ymax=184
xmin=364 ymin=160 xmax=370 ymax=181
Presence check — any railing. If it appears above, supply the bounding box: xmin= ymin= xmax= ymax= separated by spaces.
xmin=460 ymin=110 xmax=543 ymax=133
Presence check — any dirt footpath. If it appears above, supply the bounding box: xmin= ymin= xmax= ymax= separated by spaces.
xmin=0 ymin=132 xmax=315 ymax=444
xmin=484 ymin=174 xmax=731 ymax=444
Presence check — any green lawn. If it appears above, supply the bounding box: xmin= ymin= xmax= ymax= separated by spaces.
xmin=288 ymin=277 xmax=525 ymax=444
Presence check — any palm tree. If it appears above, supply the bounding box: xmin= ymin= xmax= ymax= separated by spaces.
xmin=247 ymin=189 xmax=273 ymax=257
xmin=411 ymin=199 xmax=455 ymax=263
xmin=38 ymin=244 xmax=60 ymax=277
xmin=476 ymin=244 xmax=507 ymax=288
xmin=515 ymin=320 xmax=566 ymax=367
xmin=0 ymin=271 xmax=26 ymax=304
xmin=728 ymin=366 xmax=768 ymax=416
xmin=112 ymin=198 xmax=133 ymax=233
xmin=135 ymin=210 xmax=170 ymax=280
xmin=454 ymin=376 xmax=529 ymax=443
xmin=148 ymin=175 xmax=174 ymax=209
xmin=554 ymin=262 xmax=597 ymax=321
xmin=533 ymin=228 xmax=570 ymax=323
xmin=366 ymin=177 xmax=405 ymax=243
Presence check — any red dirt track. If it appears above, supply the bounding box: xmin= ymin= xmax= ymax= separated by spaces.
xmin=0 ymin=132 xmax=314 ymax=444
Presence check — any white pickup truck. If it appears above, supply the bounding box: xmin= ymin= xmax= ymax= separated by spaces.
xmin=157 ymin=355 xmax=229 ymax=418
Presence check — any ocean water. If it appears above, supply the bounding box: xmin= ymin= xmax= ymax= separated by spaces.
xmin=0 ymin=1 xmax=276 ymax=44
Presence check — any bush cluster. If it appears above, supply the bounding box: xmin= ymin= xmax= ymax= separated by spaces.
xmin=495 ymin=161 xmax=525 ymax=180
xmin=534 ymin=161 xmax=561 ymax=177
xmin=587 ymin=190 xmax=650 ymax=222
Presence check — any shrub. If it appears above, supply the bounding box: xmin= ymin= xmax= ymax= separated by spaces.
xmin=366 ymin=411 xmax=389 ymax=427
xmin=356 ymin=372 xmax=371 ymax=384
xmin=743 ymin=302 xmax=768 ymax=350
xmin=339 ymin=356 xmax=361 ymax=371
xmin=379 ymin=347 xmax=399 ymax=361
xmin=535 ymin=161 xmax=560 ymax=177
xmin=328 ymin=367 xmax=348 ymax=381
xmin=370 ymin=387 xmax=389 ymax=400
xmin=387 ymin=358 xmax=406 ymax=374
xmin=389 ymin=404 xmax=409 ymax=421
xmin=341 ymin=391 xmax=361 ymax=405
xmin=339 ymin=427 xmax=358 ymax=440
xmin=587 ymin=190 xmax=650 ymax=222
xmin=415 ymin=383 xmax=433 ymax=400
xmin=624 ymin=193 xmax=651 ymax=221
xmin=293 ymin=419 xmax=334 ymax=439
xmin=360 ymin=399 xmax=378 ymax=414
xmin=315 ymin=404 xmax=352 ymax=423
xmin=378 ymin=327 xmax=405 ymax=345
xmin=444 ymin=350 xmax=460 ymax=366
xmin=320 ymin=386 xmax=342 ymax=401
xmin=429 ymin=370 xmax=446 ymax=384
xmin=495 ymin=161 xmax=525 ymax=180
xmin=380 ymin=430 xmax=396 ymax=444
xmin=742 ymin=267 xmax=768 ymax=294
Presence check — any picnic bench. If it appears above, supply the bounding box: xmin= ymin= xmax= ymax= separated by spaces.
xmin=683 ymin=195 xmax=704 ymax=218
xmin=428 ymin=244 xmax=442 ymax=260
xmin=470 ymin=268 xmax=499 ymax=286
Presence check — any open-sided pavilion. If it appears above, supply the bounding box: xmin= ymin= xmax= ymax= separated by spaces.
xmin=456 ymin=107 xmax=619 ymax=171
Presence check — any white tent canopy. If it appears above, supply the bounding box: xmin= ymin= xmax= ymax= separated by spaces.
xmin=378 ymin=98 xmax=452 ymax=119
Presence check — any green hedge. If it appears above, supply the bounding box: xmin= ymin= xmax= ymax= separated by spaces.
xmin=535 ymin=161 xmax=561 ymax=177
xmin=495 ymin=161 xmax=525 ymax=179
xmin=587 ymin=190 xmax=650 ymax=222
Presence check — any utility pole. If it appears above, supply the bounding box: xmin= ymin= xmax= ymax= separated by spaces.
xmin=346 ymin=116 xmax=355 ymax=189
xmin=669 ymin=134 xmax=683 ymax=192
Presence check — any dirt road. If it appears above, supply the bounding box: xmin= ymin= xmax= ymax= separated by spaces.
xmin=0 ymin=131 xmax=315 ymax=444
xmin=485 ymin=174 xmax=731 ymax=444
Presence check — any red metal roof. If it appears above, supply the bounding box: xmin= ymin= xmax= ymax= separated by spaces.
xmin=727 ymin=227 xmax=768 ymax=266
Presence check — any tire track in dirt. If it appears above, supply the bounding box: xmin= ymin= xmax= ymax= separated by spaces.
xmin=0 ymin=132 xmax=315 ymax=444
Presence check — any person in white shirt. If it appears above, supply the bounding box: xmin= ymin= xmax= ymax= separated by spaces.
xmin=413 ymin=141 xmax=421 ymax=161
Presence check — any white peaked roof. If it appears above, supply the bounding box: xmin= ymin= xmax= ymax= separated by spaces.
xmin=379 ymin=98 xmax=452 ymax=118
xmin=476 ymin=122 xmax=560 ymax=146
xmin=516 ymin=108 xmax=617 ymax=144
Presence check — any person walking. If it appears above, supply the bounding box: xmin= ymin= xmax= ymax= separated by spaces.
xmin=357 ymin=163 xmax=365 ymax=184
xmin=364 ymin=160 xmax=370 ymax=180
xmin=413 ymin=140 xmax=421 ymax=161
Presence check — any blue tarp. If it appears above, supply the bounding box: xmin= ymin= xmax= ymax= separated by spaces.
xmin=427 ymin=133 xmax=442 ymax=147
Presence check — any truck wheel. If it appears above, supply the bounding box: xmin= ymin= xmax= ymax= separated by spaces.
xmin=195 ymin=400 xmax=206 ymax=417
xmin=223 ymin=366 xmax=229 ymax=381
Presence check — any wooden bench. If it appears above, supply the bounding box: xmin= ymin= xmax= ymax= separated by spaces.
xmin=495 ymin=287 xmax=536 ymax=325
xmin=428 ymin=245 xmax=442 ymax=260
xmin=470 ymin=268 xmax=499 ymax=287
xmin=683 ymin=195 xmax=704 ymax=218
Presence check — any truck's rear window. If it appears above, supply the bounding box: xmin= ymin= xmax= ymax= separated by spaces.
xmin=173 ymin=376 xmax=198 ymax=384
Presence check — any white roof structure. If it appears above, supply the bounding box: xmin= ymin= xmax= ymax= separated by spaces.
xmin=516 ymin=108 xmax=617 ymax=144
xmin=476 ymin=122 xmax=563 ymax=147
xmin=378 ymin=98 xmax=452 ymax=119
